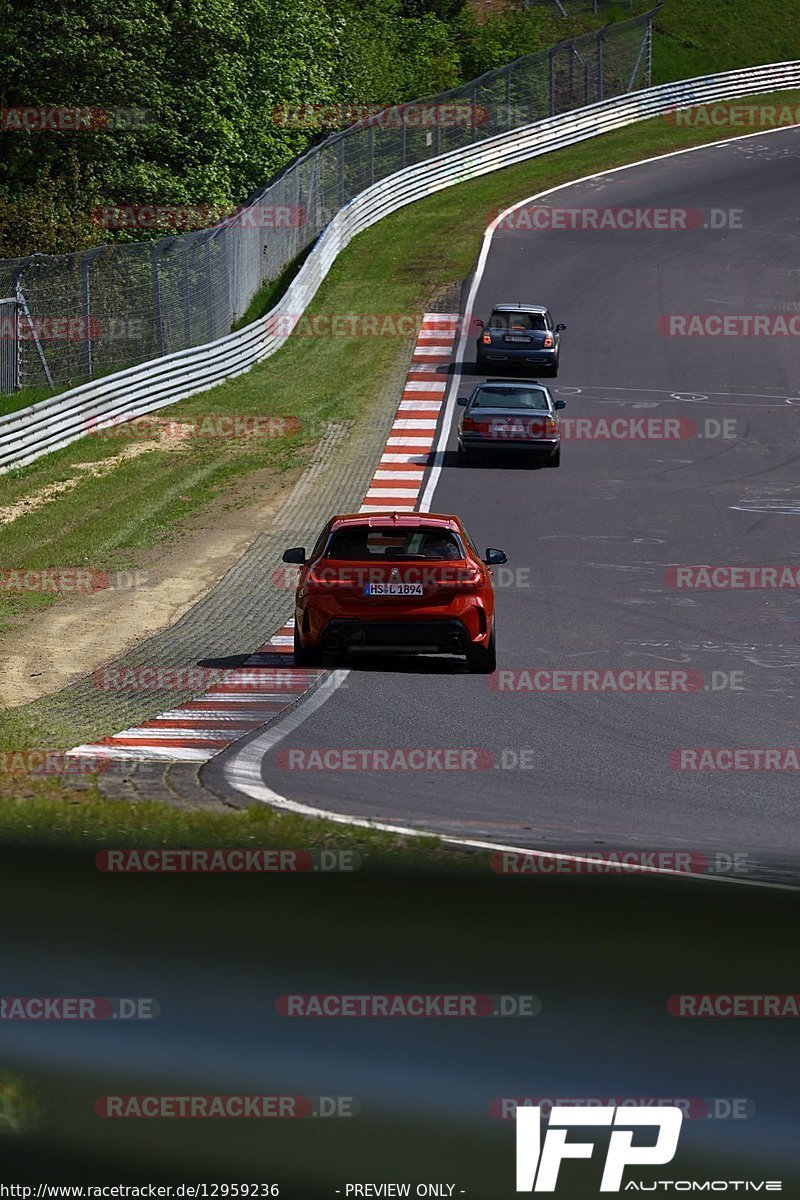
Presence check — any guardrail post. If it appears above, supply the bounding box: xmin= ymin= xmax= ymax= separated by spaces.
xmin=151 ymin=242 xmax=165 ymax=357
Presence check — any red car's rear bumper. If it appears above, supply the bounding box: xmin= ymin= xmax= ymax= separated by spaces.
xmin=297 ymin=596 xmax=491 ymax=653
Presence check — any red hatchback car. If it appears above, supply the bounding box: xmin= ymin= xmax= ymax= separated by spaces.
xmin=282 ymin=512 xmax=506 ymax=673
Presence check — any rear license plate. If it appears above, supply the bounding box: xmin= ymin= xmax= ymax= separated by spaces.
xmin=365 ymin=583 xmax=424 ymax=596
xmin=491 ymin=423 xmax=526 ymax=434
xmin=505 ymin=335 xmax=531 ymax=343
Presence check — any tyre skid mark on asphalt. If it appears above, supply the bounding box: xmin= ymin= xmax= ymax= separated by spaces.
xmin=67 ymin=314 xmax=459 ymax=764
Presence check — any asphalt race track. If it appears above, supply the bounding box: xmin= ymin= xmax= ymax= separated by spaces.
xmin=212 ymin=128 xmax=800 ymax=886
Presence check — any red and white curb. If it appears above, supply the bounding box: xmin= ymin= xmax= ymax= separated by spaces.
xmin=361 ymin=314 xmax=457 ymax=513
xmin=69 ymin=314 xmax=458 ymax=765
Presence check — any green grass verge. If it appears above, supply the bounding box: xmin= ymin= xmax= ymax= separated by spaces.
xmin=0 ymin=773 xmax=465 ymax=865
xmin=653 ymin=0 xmax=800 ymax=83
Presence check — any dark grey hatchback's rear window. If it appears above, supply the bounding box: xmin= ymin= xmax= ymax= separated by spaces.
xmin=471 ymin=386 xmax=551 ymax=410
xmin=488 ymin=311 xmax=546 ymax=331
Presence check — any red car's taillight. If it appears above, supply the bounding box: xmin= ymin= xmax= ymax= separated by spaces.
xmin=434 ymin=566 xmax=486 ymax=592
xmin=304 ymin=568 xmax=357 ymax=590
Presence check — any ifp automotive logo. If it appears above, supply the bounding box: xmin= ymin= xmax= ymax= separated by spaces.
xmin=516 ymin=1105 xmax=682 ymax=1192
xmin=515 ymin=1106 xmax=782 ymax=1192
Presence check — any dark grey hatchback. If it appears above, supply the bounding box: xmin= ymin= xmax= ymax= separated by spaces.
xmin=457 ymin=381 xmax=566 ymax=466
xmin=475 ymin=303 xmax=565 ymax=375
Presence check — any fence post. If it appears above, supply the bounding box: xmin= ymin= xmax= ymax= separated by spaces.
xmin=549 ymin=49 xmax=556 ymax=116
xmin=339 ymin=137 xmax=345 ymax=208
xmin=182 ymin=238 xmax=192 ymax=347
xmin=596 ymin=29 xmax=604 ymax=102
xmin=505 ymin=65 xmax=512 ymax=128
xmin=80 ymin=250 xmax=93 ymax=380
xmin=151 ymin=242 xmax=164 ymax=357
xmin=204 ymin=237 xmax=214 ymax=343
xmin=13 ymin=259 xmax=54 ymax=389
xmin=369 ymin=123 xmax=375 ymax=185
xmin=0 ymin=298 xmax=20 ymax=393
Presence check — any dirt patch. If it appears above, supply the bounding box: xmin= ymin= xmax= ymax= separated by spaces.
xmin=0 ymin=464 xmax=301 ymax=708
xmin=0 ymin=440 xmax=165 ymax=527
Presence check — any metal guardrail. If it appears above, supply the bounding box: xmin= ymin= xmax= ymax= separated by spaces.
xmin=0 ymin=11 xmax=653 ymax=394
xmin=2 ymin=60 xmax=799 ymax=474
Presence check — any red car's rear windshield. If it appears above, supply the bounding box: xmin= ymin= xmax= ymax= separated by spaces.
xmin=325 ymin=526 xmax=463 ymax=561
